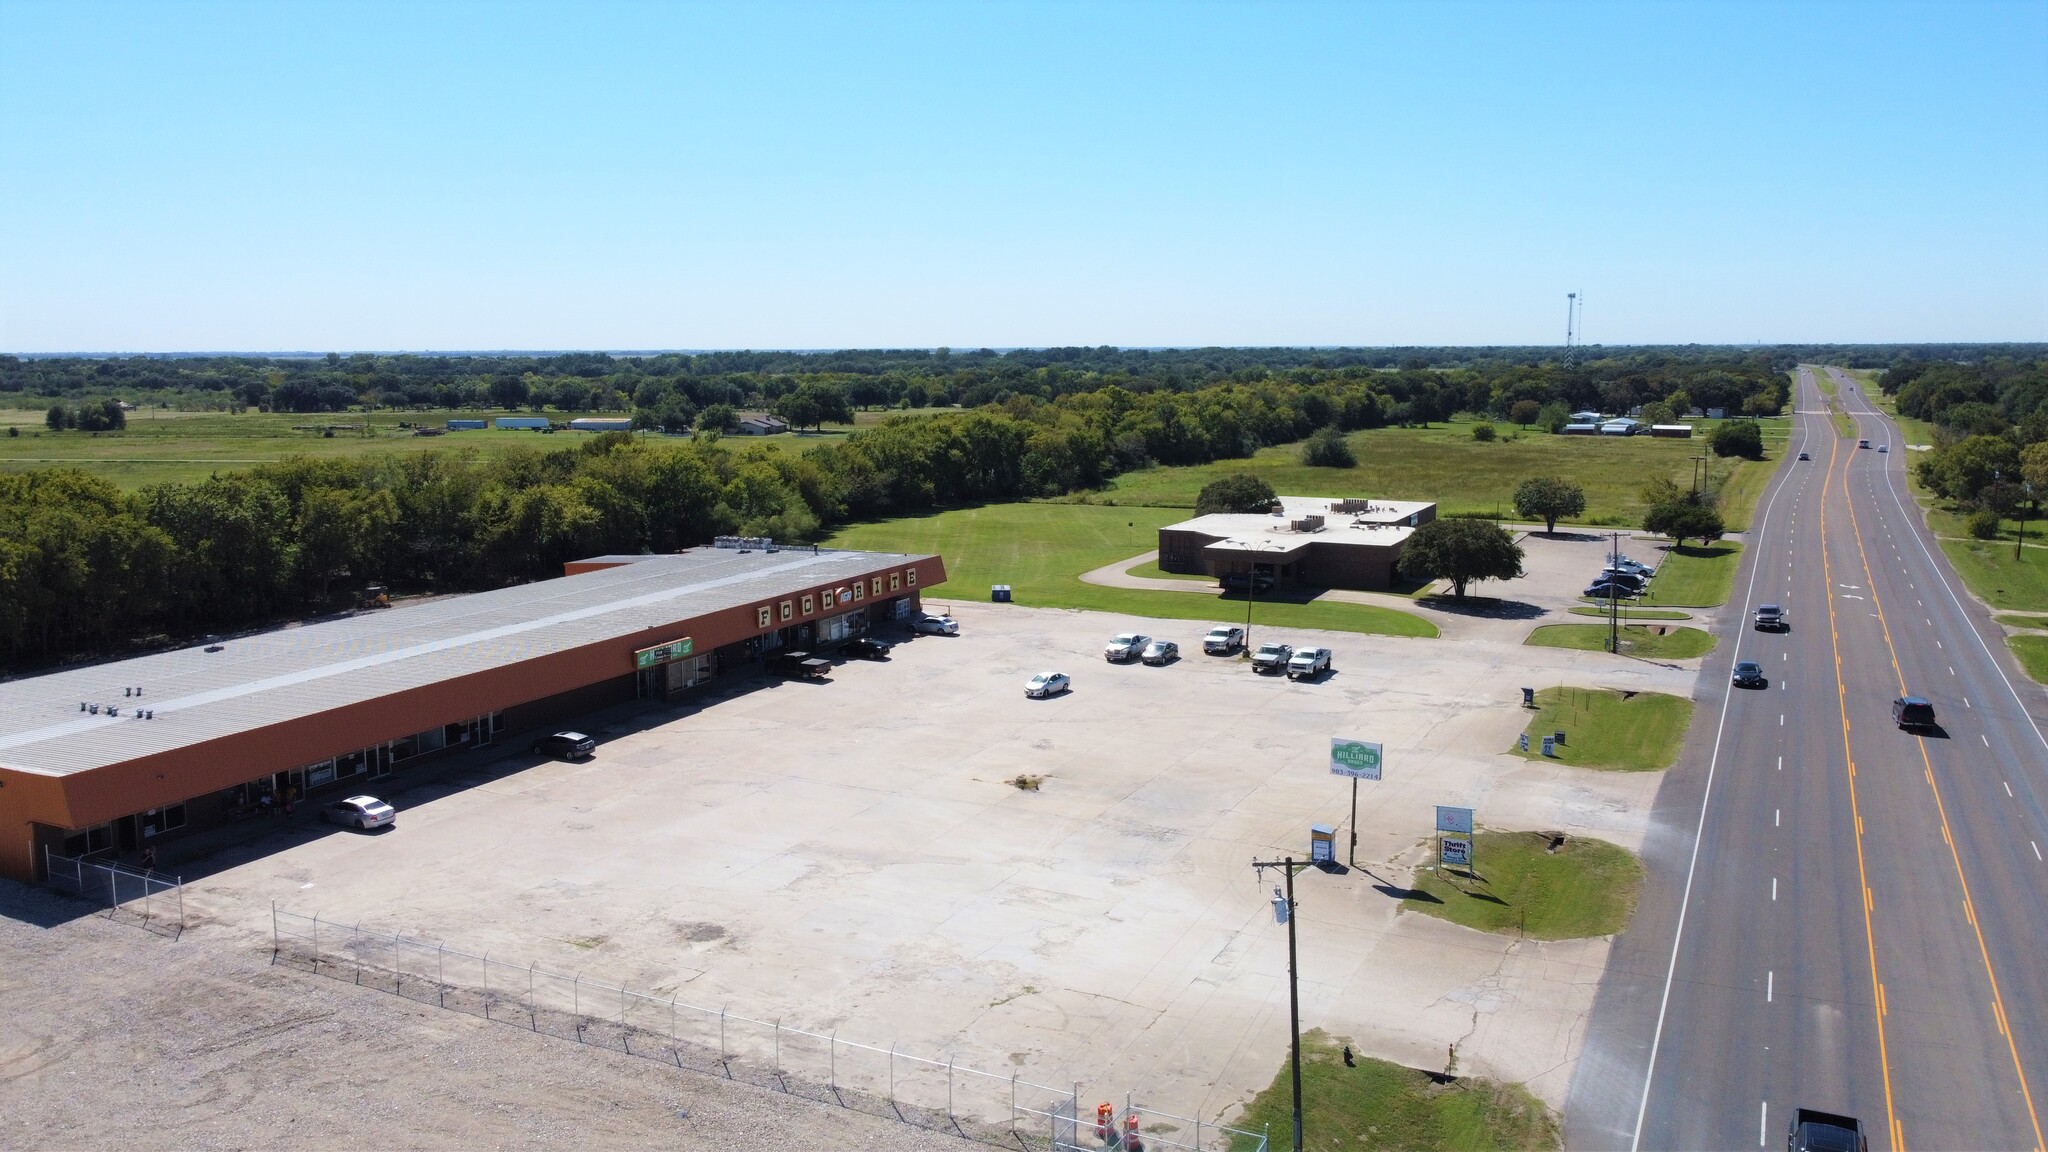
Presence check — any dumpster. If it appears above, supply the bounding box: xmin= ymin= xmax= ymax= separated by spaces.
xmin=991 ymin=584 xmax=1012 ymax=603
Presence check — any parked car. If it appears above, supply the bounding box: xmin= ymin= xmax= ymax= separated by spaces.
xmin=1608 ymin=557 xmax=1655 ymax=577
xmin=1220 ymin=571 xmax=1275 ymax=592
xmin=1104 ymin=632 xmax=1152 ymax=662
xmin=839 ymin=637 xmax=892 ymax=659
xmin=1286 ymin=647 xmax=1333 ymax=679
xmin=322 ymin=795 xmax=395 ymax=829
xmin=1733 ymin=660 xmax=1767 ymax=688
xmin=1140 ymin=640 xmax=1179 ymax=665
xmin=1798 ymin=451 xmax=1811 ymax=461
xmin=910 ymin=614 xmax=959 ymax=635
xmin=1754 ymin=604 xmax=1787 ymax=631
xmin=1596 ymin=568 xmax=1649 ymax=587
xmin=1892 ymin=695 xmax=1937 ymax=730
xmin=1025 ymin=671 xmax=1071 ymax=698
xmin=1251 ymin=642 xmax=1293 ymax=673
xmin=1203 ymin=625 xmax=1246 ymax=655
xmin=533 ymin=731 xmax=596 ymax=759
xmin=1584 ymin=581 xmax=1643 ymax=600
xmin=1788 ymin=1108 xmax=1867 ymax=1152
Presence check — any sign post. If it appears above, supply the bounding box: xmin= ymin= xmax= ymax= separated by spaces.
xmin=1435 ymin=805 xmax=1475 ymax=875
xmin=1330 ymin=740 xmax=1383 ymax=868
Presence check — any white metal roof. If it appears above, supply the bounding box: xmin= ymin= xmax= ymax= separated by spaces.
xmin=0 ymin=547 xmax=928 ymax=778
xmin=1166 ymin=496 xmax=1433 ymax=555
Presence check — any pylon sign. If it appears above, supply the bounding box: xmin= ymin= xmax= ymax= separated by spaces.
xmin=1330 ymin=738 xmax=1383 ymax=780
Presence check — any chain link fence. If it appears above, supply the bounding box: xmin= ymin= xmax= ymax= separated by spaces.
xmin=269 ymin=906 xmax=1264 ymax=1151
xmin=45 ymin=848 xmax=184 ymax=938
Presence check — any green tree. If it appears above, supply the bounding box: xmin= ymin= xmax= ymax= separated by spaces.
xmin=1709 ymin=419 xmax=1764 ymax=460
xmin=1509 ymin=399 xmax=1542 ymax=426
xmin=1645 ymin=500 xmax=1725 ymax=546
xmin=1396 ymin=517 xmax=1524 ymax=600
xmin=1536 ymin=401 xmax=1571 ymax=433
xmin=1664 ymin=389 xmax=1693 ymax=418
xmin=698 ymin=403 xmax=738 ymax=433
xmin=1919 ymin=434 xmax=2021 ymax=502
xmin=44 ymin=404 xmax=67 ymax=431
xmin=2021 ymin=441 xmax=2048 ymax=493
xmin=1514 ymin=476 xmax=1587 ymax=533
xmin=488 ymin=374 xmax=529 ymax=410
xmin=1299 ymin=425 xmax=1356 ymax=467
xmin=1194 ymin=474 xmax=1278 ymax=516
xmin=1639 ymin=400 xmax=1676 ymax=426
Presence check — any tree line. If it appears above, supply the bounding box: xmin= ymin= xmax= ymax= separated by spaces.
xmin=1881 ymin=354 xmax=2048 ymax=538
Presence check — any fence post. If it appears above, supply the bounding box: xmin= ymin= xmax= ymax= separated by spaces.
xmin=572 ymin=974 xmax=581 ymax=1037
xmin=620 ymin=983 xmax=627 ymax=1028
xmin=353 ymin=925 xmax=361 ymax=984
xmin=270 ymin=900 xmax=278 ymax=961
xmin=175 ymin=878 xmax=184 ymax=940
xmin=528 ymin=962 xmax=537 ymax=1029
xmin=437 ymin=943 xmax=445 ymax=1006
xmin=144 ymin=871 xmax=151 ymax=925
xmin=1010 ymin=1073 xmax=1017 ymax=1140
xmin=719 ymin=1008 xmax=727 ymax=1074
xmin=889 ymin=1044 xmax=896 ymax=1113
xmin=482 ymin=952 xmax=490 ymax=1020
xmin=312 ymin=913 xmax=319 ymax=973
xmin=669 ymin=993 xmax=677 ymax=1046
xmin=393 ymin=933 xmax=401 ymax=995
xmin=108 ymin=865 xmax=117 ymax=918
xmin=947 ymin=1055 xmax=955 ymax=1124
xmin=774 ymin=1019 xmax=782 ymax=1091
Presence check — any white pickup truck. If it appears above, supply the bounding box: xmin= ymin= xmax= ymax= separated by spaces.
xmin=1103 ymin=633 xmax=1151 ymax=662
xmin=1287 ymin=647 xmax=1332 ymax=680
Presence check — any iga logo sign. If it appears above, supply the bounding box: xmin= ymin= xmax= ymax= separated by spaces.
xmin=1329 ymin=739 xmax=1383 ymax=780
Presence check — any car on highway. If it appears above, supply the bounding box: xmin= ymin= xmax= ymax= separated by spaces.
xmin=1892 ymin=695 xmax=1937 ymax=731
xmin=322 ymin=795 xmax=395 ymax=829
xmin=1732 ymin=660 xmax=1767 ymax=688
xmin=1858 ymin=439 xmax=1871 ymax=449
xmin=1104 ymin=632 xmax=1152 ymax=662
xmin=909 ymin=614 xmax=959 ymax=635
xmin=1787 ymin=1107 xmax=1867 ymax=1152
xmin=839 ymin=637 xmax=892 ymax=660
xmin=1584 ymin=580 xmax=1643 ymax=600
xmin=1877 ymin=443 xmax=1888 ymax=453
xmin=533 ymin=731 xmax=596 ymax=759
xmin=1202 ymin=625 xmax=1246 ymax=655
xmin=1251 ymin=642 xmax=1293 ymax=674
xmin=1797 ymin=451 xmax=1811 ymax=461
xmin=1754 ymin=604 xmax=1787 ymax=631
xmin=1024 ymin=671 xmax=1071 ymax=698
xmin=1286 ymin=647 xmax=1332 ymax=680
xmin=1139 ymin=640 xmax=1179 ymax=665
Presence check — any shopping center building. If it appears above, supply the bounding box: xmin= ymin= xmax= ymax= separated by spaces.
xmin=0 ymin=544 xmax=943 ymax=883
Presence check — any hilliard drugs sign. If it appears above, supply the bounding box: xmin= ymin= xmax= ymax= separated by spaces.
xmin=1329 ymin=739 xmax=1383 ymax=781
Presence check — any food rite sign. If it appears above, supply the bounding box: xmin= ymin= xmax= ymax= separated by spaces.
xmin=633 ymin=637 xmax=694 ymax=669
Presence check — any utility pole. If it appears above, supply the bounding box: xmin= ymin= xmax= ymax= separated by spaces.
xmin=1609 ymin=531 xmax=1622 ymax=653
xmin=1242 ymin=567 xmax=1258 ymax=654
xmin=1252 ymin=856 xmax=1312 ymax=1152
xmin=1562 ymin=293 xmax=1580 ymax=370
xmin=2018 ymin=484 xmax=2033 ymax=562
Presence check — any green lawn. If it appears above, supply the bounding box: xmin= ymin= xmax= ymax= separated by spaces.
xmin=1525 ymin=623 xmax=1716 ymax=659
xmin=1634 ymin=542 xmax=1742 ymax=607
xmin=2009 ymin=635 xmax=2048 ymax=685
xmin=1402 ymin=831 xmax=1644 ymax=940
xmin=1511 ymin=686 xmax=1692 ymax=771
xmin=1996 ymin=614 xmax=2048 ymax=630
xmin=1229 ymin=1030 xmax=1559 ymax=1152
xmin=1061 ymin=417 xmax=1781 ymax=531
xmin=824 ymin=503 xmax=1438 ymax=638
xmin=1566 ymin=605 xmax=1690 ymax=621
xmin=0 ymin=405 xmax=942 ymax=489
xmin=1937 ymin=538 xmax=2048 ymax=613
xmin=1125 ymin=558 xmax=1215 ymax=582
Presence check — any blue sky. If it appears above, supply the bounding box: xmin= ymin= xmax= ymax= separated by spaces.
xmin=2 ymin=1 xmax=2042 ymax=351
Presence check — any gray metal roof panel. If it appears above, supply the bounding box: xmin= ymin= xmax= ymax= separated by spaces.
xmin=0 ymin=548 xmax=929 ymax=777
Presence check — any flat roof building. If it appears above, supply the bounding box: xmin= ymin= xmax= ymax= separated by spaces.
xmin=1156 ymin=496 xmax=1437 ymax=592
xmin=0 ymin=547 xmax=943 ymax=882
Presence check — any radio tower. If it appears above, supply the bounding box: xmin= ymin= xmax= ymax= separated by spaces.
xmin=1562 ymin=292 xmax=1581 ymax=369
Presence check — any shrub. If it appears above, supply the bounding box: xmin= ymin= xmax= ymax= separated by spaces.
xmin=1509 ymin=399 xmax=1542 ymax=427
xmin=1967 ymin=506 xmax=2003 ymax=540
xmin=1472 ymin=423 xmax=1497 ymax=442
xmin=1709 ymin=419 xmax=1764 ymax=460
xmin=1300 ymin=426 xmax=1356 ymax=468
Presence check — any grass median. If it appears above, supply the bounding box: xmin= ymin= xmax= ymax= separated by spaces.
xmin=1566 ymin=605 xmax=1690 ymax=621
xmin=826 ymin=503 xmax=1438 ymax=638
xmin=1635 ymin=541 xmax=1742 ymax=607
xmin=1402 ymin=830 xmax=1643 ymax=940
xmin=1525 ymin=623 xmax=1715 ymax=659
xmin=1510 ymin=686 xmax=1691 ymax=771
xmin=1229 ymin=1030 xmax=1560 ymax=1152
xmin=2010 ymin=635 xmax=2048 ymax=685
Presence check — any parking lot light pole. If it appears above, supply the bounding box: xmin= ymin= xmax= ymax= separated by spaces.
xmin=1242 ymin=567 xmax=1257 ymax=653
xmin=1252 ymin=856 xmax=1311 ymax=1152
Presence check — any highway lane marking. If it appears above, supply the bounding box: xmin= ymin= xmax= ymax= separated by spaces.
xmin=1840 ymin=420 xmax=2048 ymax=1152
xmin=2035 ymin=842 xmax=2042 ymax=861
xmin=1761 ymin=1101 xmax=1768 ymax=1148
xmin=1767 ymin=970 xmax=1774 ymax=1002
xmin=1951 ymin=666 xmax=1957 ymax=675
xmin=1777 ymin=756 xmax=1782 ymax=770
xmin=2007 ymin=781 xmax=2015 ymax=797
xmin=1815 ymin=427 xmax=1902 ymax=1148
xmin=1776 ymin=809 xmax=1781 ymax=825
xmin=1772 ymin=877 xmax=1778 ymax=899
xmin=1628 ymin=377 xmax=1823 ymax=1152
xmin=1985 ymin=735 xmax=1992 ymax=746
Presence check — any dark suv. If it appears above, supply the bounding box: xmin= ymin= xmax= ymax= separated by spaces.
xmin=533 ymin=731 xmax=596 ymax=759
xmin=1788 ymin=1107 xmax=1867 ymax=1152
xmin=1892 ymin=696 xmax=1937 ymax=731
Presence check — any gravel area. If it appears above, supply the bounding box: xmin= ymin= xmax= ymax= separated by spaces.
xmin=0 ymin=882 xmax=967 ymax=1151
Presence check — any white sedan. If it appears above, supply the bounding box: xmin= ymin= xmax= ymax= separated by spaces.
xmin=1025 ymin=671 xmax=1071 ymax=698
xmin=322 ymin=795 xmax=396 ymax=829
xmin=910 ymin=614 xmax=959 ymax=635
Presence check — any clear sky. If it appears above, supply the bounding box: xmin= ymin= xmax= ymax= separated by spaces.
xmin=2 ymin=0 xmax=2042 ymax=352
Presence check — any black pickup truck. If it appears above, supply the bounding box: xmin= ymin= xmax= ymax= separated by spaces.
xmin=767 ymin=650 xmax=831 ymax=679
xmin=1788 ymin=1108 xmax=1867 ymax=1152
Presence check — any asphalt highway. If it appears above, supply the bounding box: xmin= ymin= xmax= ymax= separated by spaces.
xmin=1566 ymin=367 xmax=2048 ymax=1151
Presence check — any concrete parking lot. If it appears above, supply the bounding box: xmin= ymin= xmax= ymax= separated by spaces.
xmin=184 ymin=596 xmax=1693 ymax=1128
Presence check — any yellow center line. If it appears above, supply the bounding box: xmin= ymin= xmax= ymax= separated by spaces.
xmin=1839 ymin=404 xmax=2047 ymax=1152
xmin=1819 ymin=417 xmax=1902 ymax=1149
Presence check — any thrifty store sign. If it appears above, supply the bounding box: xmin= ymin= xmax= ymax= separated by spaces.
xmin=633 ymin=637 xmax=694 ymax=669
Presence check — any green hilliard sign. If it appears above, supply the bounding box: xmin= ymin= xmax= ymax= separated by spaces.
xmin=1330 ymin=738 xmax=1383 ymax=780
xmin=634 ymin=637 xmax=694 ymax=669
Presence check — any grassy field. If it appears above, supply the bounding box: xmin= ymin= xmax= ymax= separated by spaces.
xmin=1229 ymin=1030 xmax=1559 ymax=1152
xmin=1125 ymin=558 xmax=1215 ymax=582
xmin=1566 ymin=605 xmax=1690 ymax=621
xmin=1063 ymin=417 xmax=1784 ymax=531
xmin=0 ymin=406 xmax=942 ymax=489
xmin=1403 ymin=831 xmax=1644 ymax=940
xmin=2011 ymin=636 xmax=2048 ymax=684
xmin=1525 ymin=623 xmax=1716 ymax=659
xmin=824 ymin=503 xmax=1438 ymax=638
xmin=1511 ymin=687 xmax=1692 ymax=771
xmin=1996 ymin=614 xmax=2048 ymax=629
xmin=1633 ymin=542 xmax=1742 ymax=607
